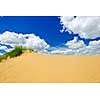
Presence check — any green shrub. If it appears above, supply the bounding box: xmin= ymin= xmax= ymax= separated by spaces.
xmin=0 ymin=55 xmax=7 ymax=62
xmin=5 ymin=46 xmax=23 ymax=58
xmin=0 ymin=46 xmax=33 ymax=62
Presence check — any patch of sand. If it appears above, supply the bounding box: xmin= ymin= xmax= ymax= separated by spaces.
xmin=0 ymin=52 xmax=100 ymax=82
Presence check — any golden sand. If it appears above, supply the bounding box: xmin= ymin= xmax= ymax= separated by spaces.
xmin=0 ymin=52 xmax=100 ymax=83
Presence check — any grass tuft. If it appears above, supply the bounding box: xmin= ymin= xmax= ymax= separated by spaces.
xmin=0 ymin=46 xmax=33 ymax=62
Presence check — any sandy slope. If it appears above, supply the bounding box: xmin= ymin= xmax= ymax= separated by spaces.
xmin=0 ymin=52 xmax=100 ymax=83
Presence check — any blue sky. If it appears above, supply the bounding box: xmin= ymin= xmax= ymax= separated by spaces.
xmin=0 ymin=16 xmax=100 ymax=55
xmin=0 ymin=16 xmax=99 ymax=47
xmin=0 ymin=16 xmax=74 ymax=47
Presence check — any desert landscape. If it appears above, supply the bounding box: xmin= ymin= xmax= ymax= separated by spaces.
xmin=0 ymin=16 xmax=100 ymax=83
xmin=0 ymin=50 xmax=100 ymax=83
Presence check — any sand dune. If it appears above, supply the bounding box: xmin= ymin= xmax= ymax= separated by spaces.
xmin=0 ymin=51 xmax=100 ymax=83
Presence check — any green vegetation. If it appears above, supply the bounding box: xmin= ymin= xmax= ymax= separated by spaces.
xmin=0 ymin=55 xmax=7 ymax=62
xmin=0 ymin=46 xmax=33 ymax=62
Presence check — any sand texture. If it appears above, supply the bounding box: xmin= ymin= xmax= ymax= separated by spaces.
xmin=0 ymin=52 xmax=100 ymax=83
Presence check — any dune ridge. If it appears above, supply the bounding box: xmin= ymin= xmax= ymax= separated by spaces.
xmin=0 ymin=51 xmax=100 ymax=83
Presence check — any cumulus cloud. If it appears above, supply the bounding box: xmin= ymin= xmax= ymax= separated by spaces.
xmin=60 ymin=16 xmax=100 ymax=39
xmin=0 ymin=30 xmax=100 ymax=55
xmin=0 ymin=31 xmax=50 ymax=54
xmin=0 ymin=31 xmax=26 ymax=47
xmin=0 ymin=46 xmax=7 ymax=55
xmin=25 ymin=34 xmax=49 ymax=51
xmin=65 ymin=37 xmax=85 ymax=49
xmin=0 ymin=46 xmax=8 ymax=51
xmin=51 ymin=37 xmax=100 ymax=55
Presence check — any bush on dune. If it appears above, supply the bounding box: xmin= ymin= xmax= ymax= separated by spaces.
xmin=0 ymin=46 xmax=33 ymax=62
xmin=0 ymin=55 xmax=7 ymax=62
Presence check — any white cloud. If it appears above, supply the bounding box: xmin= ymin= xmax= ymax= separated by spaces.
xmin=60 ymin=16 xmax=100 ymax=39
xmin=0 ymin=45 xmax=7 ymax=55
xmin=0 ymin=45 xmax=13 ymax=55
xmin=25 ymin=34 xmax=49 ymax=51
xmin=0 ymin=31 xmax=26 ymax=47
xmin=51 ymin=37 xmax=100 ymax=55
xmin=0 ymin=53 xmax=3 ymax=55
xmin=58 ymin=16 xmax=100 ymax=55
xmin=0 ymin=31 xmax=100 ymax=55
xmin=0 ymin=31 xmax=50 ymax=54
xmin=0 ymin=46 xmax=8 ymax=51
xmin=65 ymin=37 xmax=86 ymax=49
